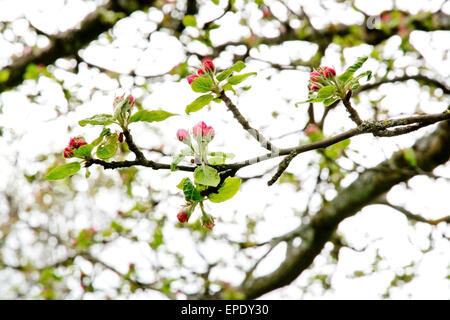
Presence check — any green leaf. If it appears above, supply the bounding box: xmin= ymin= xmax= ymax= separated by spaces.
xmin=183 ymin=178 xmax=202 ymax=202
xmin=208 ymin=177 xmax=241 ymax=203
xmin=194 ymin=166 xmax=220 ymax=187
xmin=191 ymin=77 xmax=213 ymax=93
xmin=0 ymin=69 xmax=10 ymax=82
xmin=403 ymin=148 xmax=417 ymax=167
xmin=208 ymin=152 xmax=235 ymax=165
xmin=317 ymin=86 xmax=337 ymax=100
xmin=223 ymin=83 xmax=236 ymax=94
xmin=171 ymin=148 xmax=194 ymax=171
xmin=216 ymin=61 xmax=246 ymax=82
xmin=338 ymin=56 xmax=368 ymax=84
xmin=324 ymin=96 xmax=340 ymax=106
xmin=72 ymin=144 xmax=93 ymax=158
xmin=295 ymin=97 xmax=326 ymax=106
xmin=79 ymin=114 xmax=115 ymax=127
xmin=129 ymin=110 xmax=176 ymax=123
xmin=227 ymin=72 xmax=257 ymax=85
xmin=177 ymin=177 xmax=189 ymax=190
xmin=182 ymin=15 xmax=197 ymax=27
xmin=96 ymin=133 xmax=119 ymax=159
xmin=45 ymin=162 xmax=81 ymax=180
xmin=210 ymin=0 xmax=219 ymax=4
xmin=91 ymin=128 xmax=111 ymax=147
xmin=185 ymin=94 xmax=214 ymax=114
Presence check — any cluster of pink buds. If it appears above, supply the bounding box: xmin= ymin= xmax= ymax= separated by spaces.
xmin=309 ymin=67 xmax=336 ymax=91
xmin=177 ymin=121 xmax=215 ymax=145
xmin=187 ymin=58 xmax=216 ymax=84
xmin=63 ymin=136 xmax=87 ymax=158
xmin=192 ymin=121 xmax=215 ymax=142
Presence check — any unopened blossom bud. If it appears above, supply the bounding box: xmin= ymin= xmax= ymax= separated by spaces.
xmin=197 ymin=68 xmax=205 ymax=75
xmin=323 ymin=67 xmax=336 ymax=78
xmin=187 ymin=74 xmax=198 ymax=84
xmin=204 ymin=126 xmax=215 ymax=141
xmin=202 ymin=59 xmax=215 ymax=72
xmin=177 ymin=210 xmax=189 ymax=223
xmin=192 ymin=121 xmax=207 ymax=138
xmin=310 ymin=83 xmax=320 ymax=91
xmin=310 ymin=71 xmax=320 ymax=82
xmin=63 ymin=147 xmax=73 ymax=158
xmin=176 ymin=129 xmax=189 ymax=142
xmin=203 ymin=216 xmax=215 ymax=230
xmin=127 ymin=95 xmax=135 ymax=108
xmin=305 ymin=124 xmax=320 ymax=136
xmin=118 ymin=132 xmax=124 ymax=142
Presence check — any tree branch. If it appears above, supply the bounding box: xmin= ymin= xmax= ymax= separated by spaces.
xmin=220 ymin=91 xmax=277 ymax=152
xmin=237 ymin=119 xmax=450 ymax=299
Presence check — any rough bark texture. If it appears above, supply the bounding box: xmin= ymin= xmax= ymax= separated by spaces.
xmin=240 ymin=120 xmax=450 ymax=299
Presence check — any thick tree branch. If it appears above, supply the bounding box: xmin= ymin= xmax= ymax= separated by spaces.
xmin=237 ymin=119 xmax=450 ymax=299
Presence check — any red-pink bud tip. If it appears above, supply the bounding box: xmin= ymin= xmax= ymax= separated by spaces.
xmin=187 ymin=74 xmax=198 ymax=84
xmin=177 ymin=211 xmax=189 ymax=223
xmin=63 ymin=147 xmax=73 ymax=158
xmin=305 ymin=124 xmax=320 ymax=136
xmin=203 ymin=217 xmax=215 ymax=230
xmin=176 ymin=129 xmax=189 ymax=142
xmin=202 ymin=59 xmax=215 ymax=72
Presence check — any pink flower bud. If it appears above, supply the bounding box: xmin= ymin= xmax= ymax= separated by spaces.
xmin=310 ymin=84 xmax=320 ymax=91
xmin=323 ymin=67 xmax=336 ymax=78
xmin=305 ymin=124 xmax=320 ymax=136
xmin=69 ymin=136 xmax=87 ymax=149
xmin=63 ymin=147 xmax=73 ymax=159
xmin=177 ymin=210 xmax=189 ymax=223
xmin=127 ymin=95 xmax=135 ymax=107
xmin=203 ymin=216 xmax=215 ymax=230
xmin=204 ymin=126 xmax=215 ymax=141
xmin=187 ymin=74 xmax=198 ymax=84
xmin=202 ymin=59 xmax=215 ymax=72
xmin=197 ymin=68 xmax=205 ymax=75
xmin=118 ymin=132 xmax=124 ymax=142
xmin=176 ymin=129 xmax=189 ymax=142
xmin=262 ymin=8 xmax=271 ymax=18
xmin=69 ymin=138 xmax=77 ymax=148
xmin=192 ymin=121 xmax=207 ymax=137
xmin=310 ymin=71 xmax=320 ymax=82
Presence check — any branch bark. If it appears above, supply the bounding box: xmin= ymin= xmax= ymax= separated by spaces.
xmin=238 ymin=120 xmax=450 ymax=299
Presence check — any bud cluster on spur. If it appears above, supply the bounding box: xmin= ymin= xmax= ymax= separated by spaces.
xmin=63 ymin=136 xmax=87 ymax=158
xmin=297 ymin=57 xmax=372 ymax=107
xmin=187 ymin=58 xmax=216 ymax=84
xmin=171 ymin=121 xmax=241 ymax=231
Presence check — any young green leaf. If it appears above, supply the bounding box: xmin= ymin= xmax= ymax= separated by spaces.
xmin=208 ymin=177 xmax=241 ymax=203
xmin=45 ymin=162 xmax=81 ymax=180
xmin=72 ymin=144 xmax=93 ymax=158
xmin=185 ymin=94 xmax=214 ymax=114
xmin=317 ymin=85 xmax=337 ymax=99
xmin=129 ymin=110 xmax=176 ymax=123
xmin=194 ymin=165 xmax=220 ymax=187
xmin=227 ymin=72 xmax=257 ymax=85
xmin=323 ymin=96 xmax=340 ymax=107
xmin=177 ymin=177 xmax=189 ymax=190
xmin=183 ymin=178 xmax=202 ymax=202
xmin=338 ymin=56 xmax=368 ymax=84
xmin=79 ymin=114 xmax=115 ymax=127
xmin=96 ymin=133 xmax=119 ymax=159
xmin=216 ymin=61 xmax=246 ymax=82
xmin=191 ymin=77 xmax=213 ymax=93
xmin=182 ymin=15 xmax=197 ymax=27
